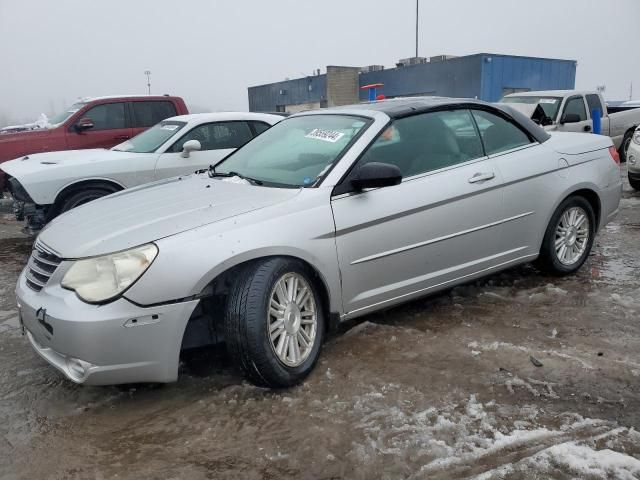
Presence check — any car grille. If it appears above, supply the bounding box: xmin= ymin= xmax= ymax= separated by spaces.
xmin=26 ymin=243 xmax=62 ymax=292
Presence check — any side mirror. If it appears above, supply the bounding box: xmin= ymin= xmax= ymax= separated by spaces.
xmin=181 ymin=139 xmax=201 ymax=158
xmin=351 ymin=162 xmax=402 ymax=191
xmin=560 ymin=113 xmax=581 ymax=124
xmin=74 ymin=117 xmax=94 ymax=132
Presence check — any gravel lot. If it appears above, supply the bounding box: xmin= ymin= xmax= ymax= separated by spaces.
xmin=1 ymin=168 xmax=639 ymax=479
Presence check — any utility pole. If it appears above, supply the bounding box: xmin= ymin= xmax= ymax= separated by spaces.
xmin=415 ymin=0 xmax=419 ymax=58
xmin=630 ymin=82 xmax=633 ymax=101
xmin=144 ymin=70 xmax=151 ymax=95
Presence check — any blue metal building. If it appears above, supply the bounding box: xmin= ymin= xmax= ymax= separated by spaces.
xmin=248 ymin=53 xmax=576 ymax=113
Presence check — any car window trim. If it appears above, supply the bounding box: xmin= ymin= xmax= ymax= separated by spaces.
xmin=130 ymin=99 xmax=178 ymax=128
xmin=74 ymin=100 xmax=128 ymax=132
xmin=562 ymin=95 xmax=588 ymax=122
xmin=247 ymin=120 xmax=272 ymax=137
xmin=167 ymin=120 xmax=253 ymax=153
xmin=333 ymin=105 xmax=513 ymax=196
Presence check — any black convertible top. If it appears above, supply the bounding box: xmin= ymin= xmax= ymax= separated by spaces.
xmin=330 ymin=97 xmax=551 ymax=144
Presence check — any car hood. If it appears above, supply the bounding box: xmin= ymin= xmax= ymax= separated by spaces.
xmin=0 ymin=149 xmax=133 ymax=177
xmin=38 ymin=173 xmax=301 ymax=258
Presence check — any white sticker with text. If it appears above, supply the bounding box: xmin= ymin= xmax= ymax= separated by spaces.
xmin=305 ymin=128 xmax=345 ymax=143
xmin=161 ymin=124 xmax=179 ymax=131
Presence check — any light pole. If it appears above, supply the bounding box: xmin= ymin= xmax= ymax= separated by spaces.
xmin=415 ymin=0 xmax=419 ymax=58
xmin=144 ymin=70 xmax=151 ymax=95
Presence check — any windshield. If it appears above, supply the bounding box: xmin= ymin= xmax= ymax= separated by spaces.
xmin=48 ymin=102 xmax=87 ymax=125
xmin=501 ymin=96 xmax=562 ymax=119
xmin=214 ymin=114 xmax=371 ymax=187
xmin=112 ymin=120 xmax=187 ymax=153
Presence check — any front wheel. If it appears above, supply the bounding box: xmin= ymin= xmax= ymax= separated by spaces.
xmin=224 ymin=257 xmax=325 ymax=388
xmin=536 ymin=196 xmax=595 ymax=275
xmin=629 ymin=173 xmax=640 ymax=191
xmin=619 ymin=130 xmax=633 ymax=163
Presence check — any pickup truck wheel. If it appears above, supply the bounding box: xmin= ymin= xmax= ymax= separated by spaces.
xmin=225 ymin=258 xmax=325 ymax=388
xmin=536 ymin=196 xmax=595 ymax=275
xmin=629 ymin=174 xmax=640 ymax=191
xmin=619 ymin=130 xmax=633 ymax=163
xmin=58 ymin=187 xmax=115 ymax=214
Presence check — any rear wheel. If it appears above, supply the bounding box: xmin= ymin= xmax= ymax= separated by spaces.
xmin=224 ymin=257 xmax=325 ymax=388
xmin=536 ymin=196 xmax=595 ymax=275
xmin=629 ymin=173 xmax=640 ymax=191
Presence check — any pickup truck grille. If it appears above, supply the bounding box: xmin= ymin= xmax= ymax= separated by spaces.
xmin=26 ymin=243 xmax=62 ymax=292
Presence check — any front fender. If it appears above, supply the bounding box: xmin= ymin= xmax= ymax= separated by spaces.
xmin=123 ymin=199 xmax=343 ymax=314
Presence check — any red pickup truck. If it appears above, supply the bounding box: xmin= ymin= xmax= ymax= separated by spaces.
xmin=0 ymin=95 xmax=188 ymax=188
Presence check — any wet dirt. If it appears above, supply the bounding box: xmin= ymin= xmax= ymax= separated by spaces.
xmin=0 ymin=169 xmax=639 ymax=479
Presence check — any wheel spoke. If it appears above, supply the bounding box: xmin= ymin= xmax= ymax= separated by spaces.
xmin=296 ymin=287 xmax=310 ymax=307
xmin=291 ymin=336 xmax=301 ymax=363
xmin=276 ymin=332 xmax=288 ymax=357
xmin=297 ymin=330 xmax=310 ymax=349
xmin=269 ymin=307 xmax=284 ymax=319
xmin=270 ymin=318 xmax=284 ymax=333
xmin=275 ymin=279 xmax=288 ymax=305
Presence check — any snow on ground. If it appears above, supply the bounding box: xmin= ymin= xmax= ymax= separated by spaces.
xmin=344 ymin=388 xmax=640 ymax=479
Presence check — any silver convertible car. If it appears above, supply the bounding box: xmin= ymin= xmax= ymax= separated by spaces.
xmin=16 ymin=98 xmax=622 ymax=387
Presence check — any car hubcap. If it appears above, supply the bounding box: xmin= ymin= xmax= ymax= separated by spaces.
xmin=554 ymin=207 xmax=589 ymax=265
xmin=268 ymin=272 xmax=317 ymax=367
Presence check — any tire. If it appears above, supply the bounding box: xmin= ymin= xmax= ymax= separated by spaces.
xmin=536 ymin=196 xmax=596 ymax=275
xmin=619 ymin=130 xmax=634 ymax=163
xmin=58 ymin=187 xmax=116 ymax=215
xmin=224 ymin=257 xmax=325 ymax=388
xmin=629 ymin=173 xmax=640 ymax=191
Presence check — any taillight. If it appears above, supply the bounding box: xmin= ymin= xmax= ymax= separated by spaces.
xmin=609 ymin=146 xmax=620 ymax=165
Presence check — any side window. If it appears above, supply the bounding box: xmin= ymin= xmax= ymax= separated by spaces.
xmin=171 ymin=121 xmax=253 ymax=152
xmin=250 ymin=121 xmax=271 ymax=136
xmin=563 ymin=97 xmax=587 ymax=121
xmin=132 ymin=101 xmax=177 ymax=128
xmin=471 ymin=110 xmax=532 ymax=156
xmin=82 ymin=103 xmax=126 ymax=130
xmin=586 ymin=94 xmax=604 ymax=118
xmin=358 ymin=109 xmax=484 ymax=178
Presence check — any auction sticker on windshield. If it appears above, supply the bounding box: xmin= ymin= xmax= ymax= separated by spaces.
xmin=305 ymin=128 xmax=345 ymax=143
xmin=161 ymin=125 xmax=179 ymax=131
xmin=539 ymin=99 xmax=558 ymax=104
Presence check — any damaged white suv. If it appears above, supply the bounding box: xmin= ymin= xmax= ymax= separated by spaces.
xmin=16 ymin=98 xmax=621 ymax=388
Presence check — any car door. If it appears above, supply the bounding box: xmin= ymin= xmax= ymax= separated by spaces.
xmin=331 ymin=108 xmax=507 ymax=317
xmin=66 ymin=102 xmax=133 ymax=149
xmin=473 ymin=108 xmax=560 ymax=262
xmin=130 ymin=100 xmax=178 ymax=137
xmin=154 ymin=121 xmax=254 ymax=179
xmin=557 ymin=96 xmax=591 ymax=133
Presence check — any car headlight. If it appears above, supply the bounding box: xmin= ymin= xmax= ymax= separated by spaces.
xmin=634 ymin=129 xmax=640 ymax=145
xmin=62 ymin=244 xmax=158 ymax=303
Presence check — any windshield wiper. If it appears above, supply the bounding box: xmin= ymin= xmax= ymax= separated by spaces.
xmin=208 ymin=168 xmax=263 ymax=185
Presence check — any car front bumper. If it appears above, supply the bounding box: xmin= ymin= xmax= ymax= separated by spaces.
xmin=16 ymin=269 xmax=199 ymax=385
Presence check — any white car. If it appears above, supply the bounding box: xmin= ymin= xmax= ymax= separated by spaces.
xmin=1 ymin=112 xmax=283 ymax=232
xmin=626 ymin=126 xmax=640 ymax=190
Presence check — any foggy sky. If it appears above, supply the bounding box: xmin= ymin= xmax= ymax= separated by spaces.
xmin=1 ymin=0 xmax=639 ymax=125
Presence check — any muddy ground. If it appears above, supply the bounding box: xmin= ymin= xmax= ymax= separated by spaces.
xmin=0 ymin=169 xmax=639 ymax=480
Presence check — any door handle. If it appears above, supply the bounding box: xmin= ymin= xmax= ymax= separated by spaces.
xmin=468 ymin=172 xmax=495 ymax=183
xmin=115 ymin=135 xmax=130 ymax=140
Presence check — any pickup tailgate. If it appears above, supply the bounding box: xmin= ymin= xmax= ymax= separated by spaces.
xmin=545 ymin=131 xmax=612 ymax=155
